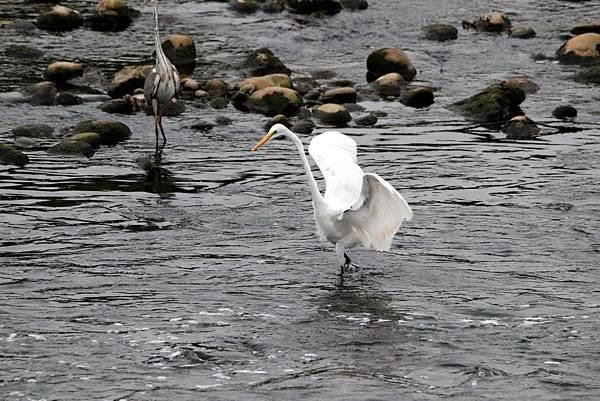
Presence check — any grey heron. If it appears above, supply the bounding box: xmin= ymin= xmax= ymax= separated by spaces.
xmin=144 ymin=0 xmax=180 ymax=150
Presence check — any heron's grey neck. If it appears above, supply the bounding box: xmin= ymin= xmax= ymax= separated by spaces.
xmin=153 ymin=0 xmax=169 ymax=68
xmin=286 ymin=130 xmax=324 ymax=204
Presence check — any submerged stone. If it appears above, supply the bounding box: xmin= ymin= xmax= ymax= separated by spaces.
xmin=552 ymin=105 xmax=577 ymax=119
xmin=243 ymin=48 xmax=291 ymax=76
xmin=11 ymin=124 xmax=54 ymax=139
xmin=36 ymin=5 xmax=83 ymax=31
xmin=449 ymin=83 xmax=526 ymax=123
xmin=0 ymin=144 xmax=30 ymax=166
xmin=422 ymin=24 xmax=458 ymax=41
xmin=72 ymin=119 xmax=132 ymax=145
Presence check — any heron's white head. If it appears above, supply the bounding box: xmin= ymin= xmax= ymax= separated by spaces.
xmin=251 ymin=123 xmax=289 ymax=151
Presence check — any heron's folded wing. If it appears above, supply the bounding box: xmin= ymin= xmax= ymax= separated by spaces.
xmin=143 ymin=68 xmax=160 ymax=102
xmin=308 ymin=131 xmax=364 ymax=210
xmin=344 ymin=173 xmax=413 ymax=251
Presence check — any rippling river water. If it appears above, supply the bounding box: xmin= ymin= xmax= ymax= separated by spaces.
xmin=1 ymin=1 xmax=599 ymax=400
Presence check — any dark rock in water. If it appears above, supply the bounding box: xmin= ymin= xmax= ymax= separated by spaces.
xmin=11 ymin=124 xmax=54 ymax=139
xmin=343 ymin=102 xmax=365 ymax=112
xmin=462 ymin=11 xmax=512 ymax=33
xmin=0 ymin=144 xmax=30 ymax=167
xmin=229 ymin=0 xmax=259 ymax=13
xmin=284 ymin=0 xmax=342 ymax=15
xmin=340 ymin=0 xmax=368 ymax=10
xmin=215 ymin=116 xmax=232 ymax=125
xmin=14 ymin=137 xmax=39 ymax=149
xmin=552 ymin=105 xmax=577 ymax=119
xmin=90 ymin=0 xmax=138 ymax=32
xmin=314 ymin=103 xmax=351 ymax=126
xmin=45 ymin=61 xmax=84 ymax=85
xmin=23 ymin=81 xmax=58 ymax=106
xmin=261 ymin=0 xmax=284 ymax=13
xmin=244 ymin=87 xmax=302 ymax=116
xmin=448 ymin=83 xmax=526 ymax=123
xmin=162 ymin=35 xmax=196 ymax=68
xmin=400 ymin=86 xmax=434 ymax=108
xmin=4 ymin=45 xmax=44 ymax=59
xmin=69 ymin=132 xmax=103 ymax=148
xmin=354 ymin=113 xmax=377 ymax=127
xmin=36 ymin=5 xmax=83 ymax=31
xmin=47 ymin=139 xmax=96 ymax=158
xmin=369 ymin=72 xmax=405 ymax=97
xmin=303 ymin=88 xmax=321 ymax=102
xmin=571 ymin=22 xmax=600 ymax=35
xmin=264 ymin=114 xmax=290 ymax=131
xmin=291 ymin=119 xmax=315 ymax=135
xmin=210 ymin=96 xmax=229 ymax=109
xmin=297 ymin=107 xmax=312 ymax=120
xmin=144 ymin=100 xmax=185 ymax=116
xmin=100 ymin=98 xmax=134 ymax=114
xmin=55 ymin=92 xmax=83 ymax=106
xmin=204 ymin=79 xmax=231 ymax=98
xmin=191 ymin=120 xmax=214 ymax=133
xmin=108 ymin=65 xmax=153 ymax=98
xmin=243 ymin=48 xmax=291 ymax=76
xmin=422 ymin=23 xmax=458 ymax=41
xmin=292 ymin=76 xmax=317 ymax=95
xmin=501 ymin=115 xmax=540 ymax=139
xmin=72 ymin=119 xmax=132 ymax=145
xmin=366 ymin=48 xmax=416 ymax=82
xmin=556 ymin=33 xmax=600 ymax=65
xmin=502 ymin=76 xmax=539 ymax=94
xmin=573 ymin=65 xmax=600 ymax=84
xmin=320 ymin=87 xmax=357 ymax=104
xmin=509 ymin=27 xmax=536 ymax=39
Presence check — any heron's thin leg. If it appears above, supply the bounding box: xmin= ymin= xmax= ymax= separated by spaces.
xmin=157 ymin=114 xmax=167 ymax=145
xmin=344 ymin=253 xmax=351 ymax=267
xmin=154 ymin=115 xmax=160 ymax=151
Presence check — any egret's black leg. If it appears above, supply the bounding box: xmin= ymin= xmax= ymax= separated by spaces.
xmin=344 ymin=253 xmax=351 ymax=267
xmin=154 ymin=117 xmax=160 ymax=151
xmin=157 ymin=114 xmax=167 ymax=145
xmin=340 ymin=253 xmax=352 ymax=275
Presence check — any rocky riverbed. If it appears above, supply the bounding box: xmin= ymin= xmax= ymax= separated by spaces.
xmin=1 ymin=1 xmax=599 ymax=400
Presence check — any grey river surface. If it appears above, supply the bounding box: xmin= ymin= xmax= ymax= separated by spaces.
xmin=1 ymin=0 xmax=600 ymax=400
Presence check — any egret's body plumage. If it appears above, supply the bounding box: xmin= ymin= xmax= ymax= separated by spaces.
xmin=144 ymin=0 xmax=180 ymax=150
xmin=252 ymin=124 xmax=413 ymax=271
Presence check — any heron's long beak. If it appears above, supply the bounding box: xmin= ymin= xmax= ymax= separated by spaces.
xmin=251 ymin=131 xmax=274 ymax=151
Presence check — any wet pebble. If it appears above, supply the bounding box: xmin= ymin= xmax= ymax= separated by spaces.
xmin=314 ymin=103 xmax=351 ymax=126
xmin=509 ymin=27 xmax=536 ymax=39
xmin=354 ymin=113 xmax=378 ymax=127
xmin=291 ymin=119 xmax=315 ymax=135
xmin=319 ymin=87 xmax=357 ymax=104
xmin=552 ymin=105 xmax=577 ymax=119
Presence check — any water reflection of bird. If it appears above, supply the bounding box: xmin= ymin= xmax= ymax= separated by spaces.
xmin=144 ymin=0 xmax=180 ymax=151
xmin=252 ymin=124 xmax=413 ymax=273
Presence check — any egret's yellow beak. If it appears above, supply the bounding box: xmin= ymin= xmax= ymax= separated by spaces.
xmin=251 ymin=131 xmax=274 ymax=151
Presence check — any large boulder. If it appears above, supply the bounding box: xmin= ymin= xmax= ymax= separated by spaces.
xmin=72 ymin=119 xmax=132 ymax=145
xmin=90 ymin=0 xmax=138 ymax=32
xmin=462 ymin=12 xmax=511 ymax=32
xmin=107 ymin=65 xmax=153 ymax=98
xmin=36 ymin=5 xmax=83 ymax=31
xmin=448 ymin=83 xmax=526 ymax=123
xmin=44 ymin=61 xmax=84 ymax=85
xmin=242 ymin=48 xmax=291 ymax=76
xmin=0 ymin=144 xmax=30 ymax=167
xmin=161 ymin=35 xmax=196 ymax=67
xmin=284 ymin=0 xmax=342 ymax=15
xmin=244 ymin=87 xmax=302 ymax=116
xmin=556 ymin=33 xmax=600 ymax=65
xmin=422 ymin=24 xmax=458 ymax=41
xmin=366 ymin=48 xmax=416 ymax=82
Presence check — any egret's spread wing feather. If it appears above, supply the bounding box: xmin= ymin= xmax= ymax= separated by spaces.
xmin=308 ymin=131 xmax=364 ymax=210
xmin=345 ymin=173 xmax=413 ymax=251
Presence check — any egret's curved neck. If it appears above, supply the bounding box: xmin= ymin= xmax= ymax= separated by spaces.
xmin=283 ymin=130 xmax=323 ymax=205
xmin=152 ymin=0 xmax=168 ymax=67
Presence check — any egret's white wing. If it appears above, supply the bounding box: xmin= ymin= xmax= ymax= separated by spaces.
xmin=308 ymin=131 xmax=363 ymax=210
xmin=345 ymin=173 xmax=413 ymax=251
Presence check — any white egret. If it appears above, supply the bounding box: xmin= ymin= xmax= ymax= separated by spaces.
xmin=252 ymin=124 xmax=413 ymax=272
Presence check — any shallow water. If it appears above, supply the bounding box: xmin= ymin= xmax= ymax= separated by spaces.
xmin=1 ymin=1 xmax=600 ymax=400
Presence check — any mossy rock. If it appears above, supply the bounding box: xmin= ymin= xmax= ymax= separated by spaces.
xmin=0 ymin=144 xmax=30 ymax=167
xmin=422 ymin=24 xmax=458 ymax=41
xmin=47 ymin=140 xmax=96 ymax=158
xmin=36 ymin=5 xmax=83 ymax=31
xmin=162 ymin=35 xmax=196 ymax=67
xmin=69 ymin=132 xmax=103 ymax=148
xmin=366 ymin=48 xmax=416 ymax=82
xmin=448 ymin=83 xmax=525 ymax=123
xmin=73 ymin=119 xmax=132 ymax=145
xmin=314 ymin=103 xmax=351 ymax=126
xmin=284 ymin=0 xmax=342 ymax=15
xmin=243 ymin=48 xmax=291 ymax=76
xmin=245 ymin=87 xmax=302 ymax=116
